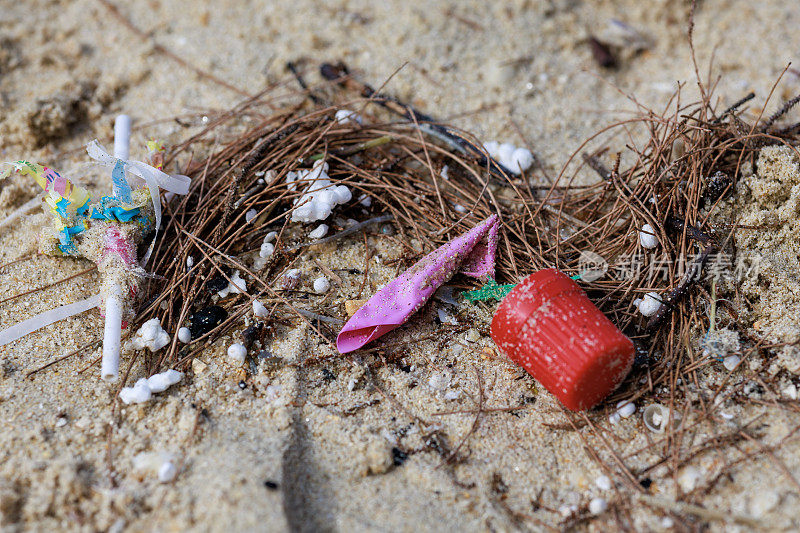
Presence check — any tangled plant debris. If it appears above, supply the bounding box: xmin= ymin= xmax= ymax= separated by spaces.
xmin=119 ymin=59 xmax=800 ymax=529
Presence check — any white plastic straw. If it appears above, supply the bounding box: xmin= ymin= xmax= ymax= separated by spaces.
xmin=0 ymin=294 xmax=102 ymax=346
xmin=100 ymin=115 xmax=132 ymax=382
xmin=101 ymin=283 xmax=123 ymax=382
xmin=113 ymin=114 xmax=131 ymax=160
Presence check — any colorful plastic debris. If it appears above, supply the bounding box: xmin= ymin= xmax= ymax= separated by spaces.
xmin=337 ymin=215 xmax=499 ymax=353
xmin=491 ymin=268 xmax=634 ymax=411
xmin=0 ymin=116 xmax=190 ymax=382
xmin=463 ymin=277 xmax=516 ymax=302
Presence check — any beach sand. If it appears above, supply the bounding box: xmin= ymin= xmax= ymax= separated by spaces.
xmin=2 ymin=1 xmax=800 ymax=531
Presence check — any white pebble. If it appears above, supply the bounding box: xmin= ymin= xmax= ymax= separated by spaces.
xmin=497 ymin=143 xmax=516 ymax=164
xmin=313 ymin=276 xmax=330 ymax=294
xmin=177 ymin=327 xmax=191 ymax=344
xmin=639 ymin=223 xmax=659 ymax=249
xmin=678 ymin=466 xmax=702 ymax=492
xmin=359 ymin=195 xmax=372 ymax=207
xmin=723 ymin=355 xmax=741 ymax=371
xmin=309 ymin=224 xmax=329 ymax=239
xmin=437 ymin=308 xmax=457 ymax=325
xmin=264 ymin=231 xmax=277 ymax=243
xmin=335 ymin=109 xmax=363 ymax=125
xmin=146 ymin=369 xmax=183 ymax=393
xmin=595 ymin=475 xmax=612 ymax=491
xmin=660 ymin=517 xmax=674 ymax=529
xmin=158 ymin=461 xmax=177 ymax=483
xmin=453 ymin=204 xmax=466 ymax=213
xmin=290 ymin=161 xmax=352 ymax=223
xmin=186 ymin=256 xmax=194 ymax=268
xmin=119 ymin=379 xmax=152 ymax=404
xmin=443 ymin=389 xmax=461 ymax=401
xmin=509 ymin=148 xmax=534 ymax=173
xmin=131 ymin=318 xmax=171 ymax=352
xmin=616 ymin=401 xmax=636 ymax=418
xmin=637 ymin=292 xmax=662 ymax=317
xmin=218 ymin=271 xmax=247 ymax=298
xmin=782 ymin=383 xmax=798 ymax=400
xmin=589 ymin=497 xmax=607 ymax=515
xmin=259 ymin=242 xmax=275 ymax=258
xmin=245 ymin=209 xmax=258 ymax=223
xmin=228 ymin=343 xmax=247 ymax=364
xmin=483 ymin=140 xmax=534 ymax=175
xmin=440 ymin=165 xmax=449 ymax=180
xmin=253 ymin=299 xmax=269 ymax=318
xmin=608 ymin=412 xmax=621 ymax=425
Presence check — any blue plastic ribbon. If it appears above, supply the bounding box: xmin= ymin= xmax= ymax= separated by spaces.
xmin=111 ymin=159 xmax=133 ymax=205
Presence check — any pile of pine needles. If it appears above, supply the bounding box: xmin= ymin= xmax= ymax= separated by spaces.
xmin=124 ymin=59 xmax=800 ymax=527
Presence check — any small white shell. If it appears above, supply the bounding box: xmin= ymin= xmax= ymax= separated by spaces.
xmin=639 ymin=223 xmax=659 ymax=249
xmin=643 ymin=403 xmax=676 ymax=433
xmin=313 ymin=276 xmax=330 ymax=294
xmin=637 ymin=292 xmax=662 ymax=317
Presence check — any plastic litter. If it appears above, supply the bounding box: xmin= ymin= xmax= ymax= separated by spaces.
xmin=482 ymin=141 xmax=534 ymax=175
xmin=0 ymin=116 xmax=190 ymax=382
xmin=177 ymin=327 xmax=192 ymax=344
xmin=491 ymin=269 xmax=634 ymax=411
xmin=288 ymin=160 xmax=352 ymax=223
xmin=337 ymin=215 xmax=499 ymax=353
xmin=119 ymin=369 xmax=182 ymax=404
xmin=335 ymin=109 xmax=363 ymax=125
xmin=635 ymin=292 xmax=662 ymax=317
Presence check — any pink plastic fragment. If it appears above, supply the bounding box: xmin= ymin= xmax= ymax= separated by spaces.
xmin=101 ymin=225 xmax=136 ymax=267
xmin=337 ymin=215 xmax=499 ymax=353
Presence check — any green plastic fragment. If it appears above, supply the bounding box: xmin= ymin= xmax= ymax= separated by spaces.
xmin=463 ymin=277 xmax=516 ymax=303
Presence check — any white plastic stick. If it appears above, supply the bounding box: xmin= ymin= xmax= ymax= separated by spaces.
xmin=0 ymin=294 xmax=102 ymax=346
xmin=114 ymin=114 xmax=131 ymax=160
xmin=101 ymin=113 xmax=132 ymax=382
xmin=101 ymin=283 xmax=123 ymax=382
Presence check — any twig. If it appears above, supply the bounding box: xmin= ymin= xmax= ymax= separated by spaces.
xmin=647 ymin=245 xmax=715 ymax=332
xmin=25 ymin=339 xmax=101 ymax=378
xmin=284 ymin=214 xmax=394 ymax=251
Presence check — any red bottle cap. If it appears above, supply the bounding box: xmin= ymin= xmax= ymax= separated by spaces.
xmin=491 ymin=269 xmax=634 ymax=411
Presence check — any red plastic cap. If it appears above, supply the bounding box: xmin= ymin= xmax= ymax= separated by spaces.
xmin=491 ymin=269 xmax=634 ymax=411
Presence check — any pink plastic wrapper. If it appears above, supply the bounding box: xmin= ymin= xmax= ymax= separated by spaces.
xmin=337 ymin=214 xmax=499 ymax=353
